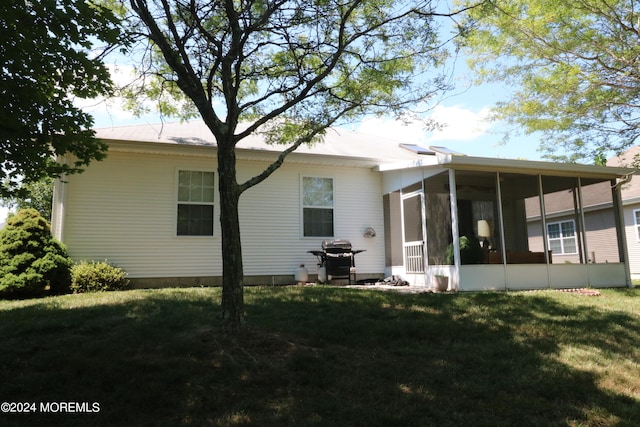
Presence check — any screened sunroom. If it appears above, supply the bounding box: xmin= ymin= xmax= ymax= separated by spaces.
xmin=380 ymin=154 xmax=634 ymax=291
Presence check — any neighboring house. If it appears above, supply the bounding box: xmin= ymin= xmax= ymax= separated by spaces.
xmin=0 ymin=207 xmax=8 ymax=229
xmin=51 ymin=121 xmax=634 ymax=290
xmin=608 ymin=146 xmax=640 ymax=279
xmin=525 ymin=179 xmax=626 ymax=264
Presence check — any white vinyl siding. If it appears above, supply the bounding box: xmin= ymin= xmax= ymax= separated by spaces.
xmin=625 ymin=205 xmax=640 ymax=277
xmin=60 ymin=150 xmax=220 ymax=278
xmin=547 ymin=220 xmax=577 ymax=254
xmin=58 ymin=148 xmax=385 ymax=279
xmin=634 ymin=209 xmax=640 ymax=241
xmin=239 ymin=163 xmax=384 ymax=276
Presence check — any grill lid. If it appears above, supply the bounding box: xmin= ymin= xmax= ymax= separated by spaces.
xmin=322 ymin=239 xmax=352 ymax=251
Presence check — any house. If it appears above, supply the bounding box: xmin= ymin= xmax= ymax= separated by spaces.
xmin=520 ymin=145 xmax=640 ymax=281
xmin=608 ymin=146 xmax=640 ymax=279
xmin=50 ymin=121 xmax=635 ymax=290
xmin=525 ymin=180 xmax=622 ymax=264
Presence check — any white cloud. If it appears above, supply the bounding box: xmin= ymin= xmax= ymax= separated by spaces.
xmin=74 ymin=64 xmax=159 ymax=127
xmin=77 ymin=64 xmax=494 ymax=138
xmin=354 ymin=105 xmax=492 ymax=144
xmin=427 ymin=105 xmax=492 ymax=142
xmin=355 ymin=115 xmax=430 ymax=143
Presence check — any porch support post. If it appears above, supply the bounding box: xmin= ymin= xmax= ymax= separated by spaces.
xmin=420 ymin=171 xmax=428 ymax=280
xmin=448 ymin=168 xmax=460 ymax=290
xmin=612 ymin=178 xmax=633 ymax=288
xmin=495 ymin=172 xmax=508 ymax=290
xmin=537 ymin=175 xmax=552 ymax=288
xmin=576 ymin=177 xmax=591 ymax=286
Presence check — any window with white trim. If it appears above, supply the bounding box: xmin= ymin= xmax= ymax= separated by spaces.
xmin=547 ymin=220 xmax=577 ymax=254
xmin=302 ymin=176 xmax=334 ymax=237
xmin=634 ymin=210 xmax=640 ymax=241
xmin=177 ymin=170 xmax=215 ymax=236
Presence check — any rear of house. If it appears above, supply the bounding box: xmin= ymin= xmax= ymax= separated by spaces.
xmin=52 ymin=121 xmax=635 ymax=290
xmin=51 ymin=122 xmax=419 ymax=287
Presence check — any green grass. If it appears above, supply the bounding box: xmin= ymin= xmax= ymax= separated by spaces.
xmin=0 ymin=286 xmax=638 ymax=426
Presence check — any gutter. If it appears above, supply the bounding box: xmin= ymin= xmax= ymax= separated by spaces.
xmin=376 ymin=154 xmax=634 ymax=179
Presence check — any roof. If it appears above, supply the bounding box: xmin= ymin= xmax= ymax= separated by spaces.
xmin=94 ymin=120 xmax=430 ymax=166
xmin=607 ymin=146 xmax=640 ymax=168
xmin=94 ymin=120 xmax=634 ymax=179
xmin=608 ymin=146 xmax=640 ymax=203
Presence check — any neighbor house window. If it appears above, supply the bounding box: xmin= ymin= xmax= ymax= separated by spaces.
xmin=547 ymin=220 xmax=577 ymax=254
xmin=302 ymin=176 xmax=334 ymax=237
xmin=635 ymin=210 xmax=640 ymax=241
xmin=177 ymin=170 xmax=215 ymax=236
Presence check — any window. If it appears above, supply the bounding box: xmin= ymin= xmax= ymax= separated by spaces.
xmin=547 ymin=220 xmax=577 ymax=254
xmin=177 ymin=171 xmax=215 ymax=236
xmin=635 ymin=210 xmax=640 ymax=241
xmin=302 ymin=177 xmax=334 ymax=237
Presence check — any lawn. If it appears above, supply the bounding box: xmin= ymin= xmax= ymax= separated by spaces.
xmin=0 ymin=286 xmax=638 ymax=426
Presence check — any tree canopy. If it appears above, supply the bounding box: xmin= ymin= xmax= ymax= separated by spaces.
xmin=458 ymin=0 xmax=640 ymax=163
xmin=0 ymin=0 xmax=125 ymax=198
xmin=123 ymin=0 xmax=461 ymax=330
xmin=125 ymin=0 xmax=452 ymax=144
xmin=0 ymin=177 xmax=54 ymax=221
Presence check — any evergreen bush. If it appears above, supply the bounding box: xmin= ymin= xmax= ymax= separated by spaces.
xmin=0 ymin=209 xmax=72 ymax=298
xmin=71 ymin=260 xmax=130 ymax=293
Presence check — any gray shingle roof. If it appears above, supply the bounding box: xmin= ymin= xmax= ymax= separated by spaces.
xmin=94 ymin=120 xmax=428 ymax=164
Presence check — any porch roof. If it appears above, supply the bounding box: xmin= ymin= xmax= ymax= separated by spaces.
xmin=376 ymin=153 xmax=635 ymax=180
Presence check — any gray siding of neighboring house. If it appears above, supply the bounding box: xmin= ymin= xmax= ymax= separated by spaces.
xmin=528 ymin=208 xmax=620 ymax=264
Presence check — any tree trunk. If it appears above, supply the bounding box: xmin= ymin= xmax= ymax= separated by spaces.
xmin=217 ymin=141 xmax=244 ymax=332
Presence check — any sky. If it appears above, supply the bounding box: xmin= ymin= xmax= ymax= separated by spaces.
xmin=78 ymin=4 xmax=548 ymax=163
xmin=8 ymin=76 xmax=529 ymax=224
xmin=81 ymin=62 xmax=545 ymax=162
xmin=1 ymin=12 xmax=546 ymax=224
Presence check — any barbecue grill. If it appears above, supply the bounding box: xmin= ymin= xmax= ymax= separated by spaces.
xmin=308 ymin=239 xmax=365 ymax=284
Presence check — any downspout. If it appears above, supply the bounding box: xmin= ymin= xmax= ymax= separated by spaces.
xmin=448 ymin=168 xmax=460 ymax=291
xmin=613 ymin=172 xmax=633 ymax=190
xmin=50 ymin=156 xmax=68 ymax=242
xmin=51 ymin=174 xmax=67 ymax=242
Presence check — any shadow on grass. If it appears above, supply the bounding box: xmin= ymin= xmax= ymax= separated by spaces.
xmin=244 ymin=287 xmax=639 ymax=426
xmin=0 ymin=287 xmax=638 ymax=426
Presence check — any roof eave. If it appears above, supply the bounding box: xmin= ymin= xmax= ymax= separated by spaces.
xmin=102 ymin=138 xmax=399 ymax=168
xmin=376 ymin=154 xmax=635 ymax=179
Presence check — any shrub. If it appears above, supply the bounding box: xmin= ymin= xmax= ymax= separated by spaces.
xmin=71 ymin=260 xmax=130 ymax=293
xmin=445 ymin=235 xmax=483 ymax=265
xmin=0 ymin=209 xmax=73 ymax=298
